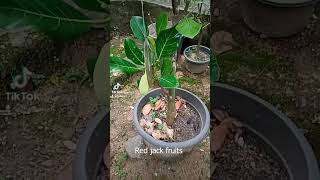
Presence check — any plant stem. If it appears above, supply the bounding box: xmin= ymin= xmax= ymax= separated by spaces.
xmin=196 ymin=28 xmax=204 ymax=58
xmin=166 ymin=89 xmax=176 ymax=126
xmin=144 ymin=40 xmax=153 ymax=87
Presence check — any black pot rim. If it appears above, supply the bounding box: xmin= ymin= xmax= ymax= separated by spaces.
xmin=72 ymin=109 xmax=109 ymax=180
xmin=133 ymin=88 xmax=210 ymax=149
xmin=183 ymin=45 xmax=211 ymax=64
xmin=213 ymin=82 xmax=320 ymax=179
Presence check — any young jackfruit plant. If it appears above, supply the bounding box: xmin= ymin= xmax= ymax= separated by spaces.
xmin=111 ymin=2 xmax=203 ymax=140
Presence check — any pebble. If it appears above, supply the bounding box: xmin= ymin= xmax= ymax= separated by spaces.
xmin=125 ymin=135 xmax=143 ymax=159
xmin=63 ymin=140 xmax=77 ymax=151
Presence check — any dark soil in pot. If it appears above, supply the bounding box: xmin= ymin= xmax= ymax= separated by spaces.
xmin=211 ymin=109 xmax=290 ymax=179
xmin=139 ymin=95 xmax=201 ymax=142
xmin=185 ymin=47 xmax=210 ymax=62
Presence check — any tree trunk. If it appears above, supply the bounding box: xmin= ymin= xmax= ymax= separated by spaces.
xmin=144 ymin=40 xmax=153 ymax=87
xmin=166 ymin=89 xmax=176 ymax=126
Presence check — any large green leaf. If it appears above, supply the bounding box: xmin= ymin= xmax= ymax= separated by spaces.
xmin=160 ymin=75 xmax=179 ymax=89
xmin=138 ymin=73 xmax=149 ymax=95
xmin=156 ymin=27 xmax=181 ymax=59
xmin=0 ymin=0 xmax=109 ymax=40
xmin=176 ymin=17 xmax=202 ymax=39
xmin=161 ymin=57 xmax=173 ymax=76
xmin=93 ymin=43 xmax=109 ymax=107
xmin=124 ymin=38 xmax=144 ymax=65
xmin=156 ymin=13 xmax=168 ymax=35
xmin=110 ymin=56 xmax=144 ymax=75
xmin=130 ymin=16 xmax=148 ymax=41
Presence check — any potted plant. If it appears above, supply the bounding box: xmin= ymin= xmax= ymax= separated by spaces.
xmin=182 ymin=0 xmax=211 ymax=74
xmin=110 ymin=1 xmax=210 ymax=158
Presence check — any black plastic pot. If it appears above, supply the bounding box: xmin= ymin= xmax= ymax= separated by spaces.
xmin=133 ymin=88 xmax=210 ymax=159
xmin=241 ymin=0 xmax=318 ymax=37
xmin=212 ymin=83 xmax=320 ymax=180
xmin=72 ymin=110 xmax=109 ymax=180
xmin=184 ymin=45 xmax=211 ymax=74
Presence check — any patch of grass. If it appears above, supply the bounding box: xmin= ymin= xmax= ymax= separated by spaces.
xmin=218 ymin=50 xmax=274 ymax=71
xmin=115 ymin=151 xmax=129 ymax=180
xmin=179 ymin=77 xmax=200 ymax=85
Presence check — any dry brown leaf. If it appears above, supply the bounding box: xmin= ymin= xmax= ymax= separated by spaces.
xmin=155 ymin=99 xmax=163 ymax=110
xmin=142 ymin=104 xmax=153 ymax=115
xmin=167 ymin=128 xmax=174 ymax=139
xmin=146 ymin=127 xmax=154 ymax=135
xmin=152 ymin=130 xmax=162 ymax=139
xmin=154 ymin=118 xmax=162 ymax=124
xmin=211 ymin=124 xmax=230 ymax=153
xmin=139 ymin=119 xmax=147 ymax=128
xmin=175 ymin=100 xmax=182 ymax=110
xmin=213 ymin=109 xmax=227 ymax=122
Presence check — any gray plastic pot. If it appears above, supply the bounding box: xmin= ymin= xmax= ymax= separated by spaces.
xmin=73 ymin=110 xmax=109 ymax=180
xmin=212 ymin=83 xmax=320 ymax=180
xmin=133 ymin=88 xmax=210 ymax=159
xmin=184 ymin=45 xmax=211 ymax=74
xmin=241 ymin=0 xmax=318 ymax=37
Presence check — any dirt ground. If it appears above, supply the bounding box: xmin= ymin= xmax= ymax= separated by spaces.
xmin=0 ymin=29 xmax=106 ymax=179
xmin=213 ymin=0 xmax=320 ymax=159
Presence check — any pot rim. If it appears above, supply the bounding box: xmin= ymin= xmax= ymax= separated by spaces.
xmin=213 ymin=82 xmax=320 ymax=179
xmin=133 ymin=88 xmax=210 ymax=149
xmin=183 ymin=45 xmax=211 ymax=64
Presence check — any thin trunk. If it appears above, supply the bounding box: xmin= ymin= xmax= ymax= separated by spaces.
xmin=166 ymin=89 xmax=176 ymax=126
xmin=196 ymin=29 xmax=204 ymax=58
xmin=144 ymin=40 xmax=153 ymax=87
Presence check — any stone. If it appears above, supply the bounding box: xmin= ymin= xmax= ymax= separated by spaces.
xmin=63 ymin=140 xmax=77 ymax=151
xmin=41 ymin=159 xmax=54 ymax=167
xmin=125 ymin=135 xmax=143 ymax=159
xmin=211 ymin=31 xmax=237 ymax=54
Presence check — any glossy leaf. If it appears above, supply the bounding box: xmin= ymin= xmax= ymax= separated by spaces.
xmin=93 ymin=43 xmax=109 ymax=107
xmin=160 ymin=75 xmax=179 ymax=89
xmin=124 ymin=38 xmax=144 ymax=65
xmin=156 ymin=27 xmax=181 ymax=59
xmin=0 ymin=0 xmax=109 ymax=40
xmin=156 ymin=13 xmax=168 ymax=35
xmin=161 ymin=57 xmax=173 ymax=76
xmin=139 ymin=73 xmax=149 ymax=95
xmin=110 ymin=56 xmax=144 ymax=75
xmin=176 ymin=17 xmax=202 ymax=39
xmin=130 ymin=16 xmax=148 ymax=41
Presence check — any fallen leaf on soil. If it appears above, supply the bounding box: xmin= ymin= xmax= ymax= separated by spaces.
xmin=154 ymin=118 xmax=162 ymax=124
xmin=155 ymin=99 xmax=163 ymax=110
xmin=175 ymin=100 xmax=182 ymax=110
xmin=211 ymin=124 xmax=230 ymax=153
xmin=213 ymin=109 xmax=227 ymax=122
xmin=146 ymin=127 xmax=154 ymax=135
xmin=167 ymin=128 xmax=174 ymax=139
xmin=140 ymin=119 xmax=147 ymax=128
xmin=152 ymin=130 xmax=163 ymax=139
xmin=146 ymin=121 xmax=155 ymax=128
xmin=142 ymin=104 xmax=153 ymax=115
